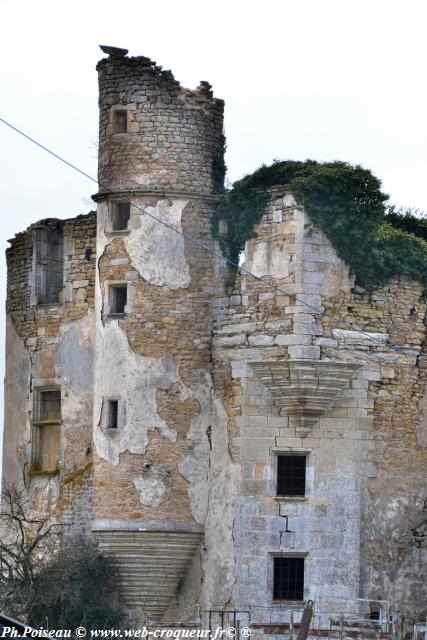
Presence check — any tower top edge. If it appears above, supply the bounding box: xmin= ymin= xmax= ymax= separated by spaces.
xmin=96 ymin=45 xmax=224 ymax=105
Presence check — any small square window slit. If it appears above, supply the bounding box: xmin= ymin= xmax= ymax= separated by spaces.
xmin=109 ymin=285 xmax=127 ymax=315
xmin=111 ymin=202 xmax=130 ymax=231
xmin=113 ymin=110 xmax=127 ymax=134
xmin=107 ymin=400 xmax=119 ymax=429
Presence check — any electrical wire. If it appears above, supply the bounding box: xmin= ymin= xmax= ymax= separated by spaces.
xmin=0 ymin=116 xmax=418 ymax=358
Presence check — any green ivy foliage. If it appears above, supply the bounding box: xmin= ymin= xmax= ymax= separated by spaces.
xmin=385 ymin=206 xmax=427 ymax=241
xmin=212 ymin=159 xmax=427 ymax=291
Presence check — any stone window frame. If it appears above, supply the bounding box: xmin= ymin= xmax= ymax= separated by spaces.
xmin=104 ymin=280 xmax=133 ymax=318
xmin=101 ymin=396 xmax=126 ymax=432
xmin=105 ymin=200 xmax=132 ymax=235
xmin=30 ymin=384 xmax=62 ymax=476
xmin=268 ymin=552 xmax=309 ymax=603
xmin=113 ymin=109 xmax=127 ymax=134
xmin=106 ymin=103 xmax=138 ymax=136
xmin=269 ymin=447 xmax=311 ymax=502
xmin=31 ymin=227 xmax=64 ymax=307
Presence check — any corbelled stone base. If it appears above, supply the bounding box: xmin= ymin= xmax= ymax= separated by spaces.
xmin=250 ymin=359 xmax=361 ymax=435
xmin=93 ymin=522 xmax=203 ymax=619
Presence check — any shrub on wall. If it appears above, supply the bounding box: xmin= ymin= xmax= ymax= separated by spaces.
xmin=212 ymin=159 xmax=427 ymax=291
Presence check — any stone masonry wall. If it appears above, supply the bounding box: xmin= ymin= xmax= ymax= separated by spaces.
xmin=212 ymin=189 xmax=427 ymax=619
xmin=97 ymin=51 xmax=224 ymax=196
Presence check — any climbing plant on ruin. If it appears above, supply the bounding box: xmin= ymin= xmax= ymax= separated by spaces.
xmin=212 ymin=159 xmax=427 ymax=291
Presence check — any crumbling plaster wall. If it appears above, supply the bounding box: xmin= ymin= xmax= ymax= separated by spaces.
xmin=3 ymin=316 xmax=31 ymax=488
xmin=212 ymin=190 xmax=427 ymax=617
xmin=91 ymin=48 xmax=234 ymax=615
xmin=3 ymin=214 xmax=97 ymax=532
xmin=93 ymin=197 xmax=237 ymax=609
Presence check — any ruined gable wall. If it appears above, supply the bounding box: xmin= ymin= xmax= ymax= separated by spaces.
xmin=212 ymin=190 xmax=427 ymax=618
xmin=3 ymin=213 xmax=97 ymax=533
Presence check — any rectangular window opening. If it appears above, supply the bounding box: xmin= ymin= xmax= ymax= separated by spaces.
xmin=32 ymin=388 xmax=61 ymax=472
xmin=273 ymin=556 xmax=304 ymax=601
xmin=107 ymin=400 xmax=119 ymax=429
xmin=111 ymin=202 xmax=130 ymax=231
xmin=277 ymin=454 xmax=306 ymax=497
xmin=34 ymin=389 xmax=61 ymax=423
xmin=34 ymin=228 xmax=64 ymax=305
xmin=109 ymin=285 xmax=127 ymax=315
xmin=113 ymin=110 xmax=127 ymax=134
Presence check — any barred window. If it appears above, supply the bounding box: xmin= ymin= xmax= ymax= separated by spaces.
xmin=273 ymin=557 xmax=304 ymax=601
xmin=277 ymin=455 xmax=306 ymax=497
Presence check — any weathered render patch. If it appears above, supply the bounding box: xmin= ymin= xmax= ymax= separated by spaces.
xmin=200 ymin=396 xmax=239 ymax=609
xmin=3 ymin=316 xmax=31 ymax=487
xmin=364 ymin=492 xmax=427 ymax=617
xmin=133 ymin=476 xmax=166 ymax=507
xmin=178 ymin=374 xmax=213 ymax=525
xmin=124 ymin=198 xmax=191 ymax=289
xmin=246 ymin=239 xmax=291 ymax=279
xmin=93 ymin=321 xmax=179 ymax=465
xmin=56 ymin=310 xmax=95 ymax=394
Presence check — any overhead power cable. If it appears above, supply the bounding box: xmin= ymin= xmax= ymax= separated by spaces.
xmin=0 ymin=116 xmax=416 ymax=357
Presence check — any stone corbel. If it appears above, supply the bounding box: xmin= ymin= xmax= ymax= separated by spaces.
xmin=250 ymin=359 xmax=361 ymax=437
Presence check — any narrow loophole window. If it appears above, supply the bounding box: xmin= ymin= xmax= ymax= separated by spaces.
xmin=113 ymin=110 xmax=127 ymax=134
xmin=107 ymin=400 xmax=118 ymax=429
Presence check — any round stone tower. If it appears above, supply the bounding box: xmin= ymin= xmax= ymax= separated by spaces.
xmin=92 ymin=46 xmax=225 ymax=619
xmin=96 ymin=45 xmax=225 ymax=196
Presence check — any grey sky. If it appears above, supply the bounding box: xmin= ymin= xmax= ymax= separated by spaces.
xmin=1 ymin=0 xmax=427 ymax=470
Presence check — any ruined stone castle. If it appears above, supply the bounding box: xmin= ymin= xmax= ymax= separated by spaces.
xmin=2 ymin=46 xmax=426 ymax=626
